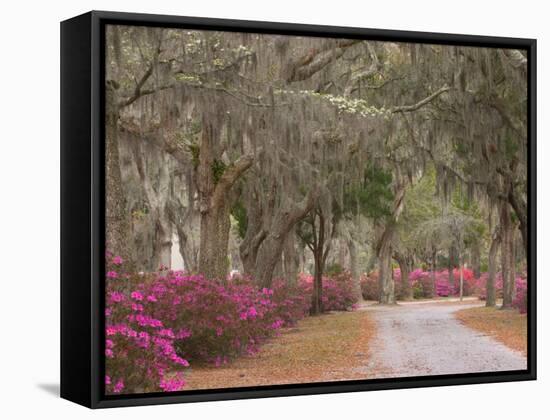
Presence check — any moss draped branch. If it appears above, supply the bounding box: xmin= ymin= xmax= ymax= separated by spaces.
xmin=392 ymin=85 xmax=451 ymax=114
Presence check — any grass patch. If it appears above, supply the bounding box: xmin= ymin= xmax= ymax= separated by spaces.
xmin=455 ymin=306 xmax=527 ymax=355
xmin=184 ymin=310 xmax=375 ymax=390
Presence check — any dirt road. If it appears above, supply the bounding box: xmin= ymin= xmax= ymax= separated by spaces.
xmin=357 ymin=301 xmax=527 ymax=378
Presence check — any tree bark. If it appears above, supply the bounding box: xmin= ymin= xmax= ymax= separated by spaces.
xmin=431 ymin=248 xmax=437 ymax=299
xmin=311 ymin=249 xmax=324 ymax=315
xmin=486 ymin=229 xmax=501 ymax=307
xmin=394 ymin=252 xmax=413 ymax=301
xmin=500 ymin=201 xmax=516 ymax=309
xmin=154 ymin=218 xmax=172 ymax=269
xmin=376 ymin=181 xmax=406 ymax=304
xmin=199 ymin=200 xmax=231 ymax=281
xmin=105 ymin=82 xmax=134 ymax=270
xmin=348 ymin=239 xmax=363 ymax=301
xmin=255 ymin=188 xmax=318 ymax=288
xmin=196 ymin=120 xmax=253 ymax=281
xmin=282 ymin=231 xmax=300 ymax=286
xmin=448 ymin=246 xmax=457 ymax=289
xmin=338 ymin=238 xmax=347 ymax=269
xmin=377 ymin=224 xmax=396 ymax=304
xmin=508 ymin=189 xmax=527 ymax=257
xmin=471 ymin=242 xmax=481 ymax=279
xmin=239 ymin=185 xmax=266 ymax=276
xmin=458 ymin=255 xmax=464 ymax=301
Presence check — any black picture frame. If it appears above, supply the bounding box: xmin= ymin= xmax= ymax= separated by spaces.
xmin=60 ymin=10 xmax=537 ymax=409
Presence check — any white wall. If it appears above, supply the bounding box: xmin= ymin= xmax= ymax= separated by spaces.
xmin=0 ymin=0 xmax=547 ymax=418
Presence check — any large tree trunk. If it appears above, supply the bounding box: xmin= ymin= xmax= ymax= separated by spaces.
xmin=199 ymin=200 xmax=231 ymax=281
xmin=273 ymin=257 xmax=284 ymax=280
xmin=458 ymin=255 xmax=464 ymax=301
xmin=376 ymin=181 xmax=406 ymax=304
xmin=129 ymin=137 xmax=174 ymax=271
xmin=471 ymin=242 xmax=481 ymax=278
xmin=500 ymin=201 xmax=516 ymax=309
xmin=338 ymin=238 xmax=347 ymax=268
xmin=239 ymin=186 xmax=266 ymax=276
xmin=105 ymin=82 xmax=134 ymax=270
xmin=486 ymin=229 xmax=501 ymax=307
xmin=309 ymin=208 xmax=330 ymax=315
xmin=394 ymin=252 xmax=413 ymax=301
xmin=348 ymin=239 xmax=362 ymax=301
xmin=431 ymin=248 xmax=437 ymax=299
xmin=283 ymin=232 xmax=300 ymax=286
xmin=508 ymin=187 xmax=527 ymax=257
xmin=166 ymin=183 xmax=200 ymax=274
xmin=311 ymin=250 xmax=324 ymax=315
xmin=154 ymin=217 xmax=173 ymax=270
xmin=197 ymin=120 xmax=253 ymax=281
xmin=377 ymin=225 xmax=395 ymax=304
xmin=448 ymin=246 xmax=457 ymax=290
xmin=255 ymin=189 xmax=318 ymax=288
xmin=175 ymin=225 xmax=198 ymax=273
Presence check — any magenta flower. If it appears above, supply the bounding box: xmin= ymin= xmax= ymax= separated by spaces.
xmin=159 ymin=328 xmax=175 ymax=338
xmin=176 ymin=328 xmax=192 ymax=339
xmin=130 ymin=291 xmax=143 ymax=301
xmin=131 ymin=303 xmax=144 ymax=312
xmin=113 ymin=379 xmax=124 ymax=393
xmin=112 ymin=255 xmax=123 ymax=265
xmin=109 ymin=291 xmax=124 ymax=303
xmin=159 ymin=374 xmax=185 ymax=392
xmin=106 ymin=271 xmax=118 ymax=279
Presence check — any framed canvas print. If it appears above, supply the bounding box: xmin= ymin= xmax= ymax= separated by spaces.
xmin=60 ymin=11 xmax=536 ymax=408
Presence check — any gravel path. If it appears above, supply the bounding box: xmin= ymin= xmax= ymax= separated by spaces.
xmin=357 ymin=302 xmax=527 ymax=378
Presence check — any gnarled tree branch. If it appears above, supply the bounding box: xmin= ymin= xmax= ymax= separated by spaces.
xmin=392 ymin=85 xmax=450 ymax=114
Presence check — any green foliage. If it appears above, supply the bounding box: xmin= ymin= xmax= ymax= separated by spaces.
xmin=451 ymin=186 xmax=487 ymax=246
xmin=131 ymin=202 xmax=150 ymax=221
xmin=296 ymin=213 xmax=315 ymax=247
xmin=325 ymin=263 xmax=344 ymax=277
xmin=177 ymin=119 xmax=202 ymax=169
xmin=230 ymin=200 xmax=248 ymax=239
xmin=212 ymin=159 xmax=227 ymax=184
xmin=453 ymin=139 xmax=469 ymax=158
xmin=504 ymin=134 xmax=519 ymax=160
xmin=412 ymin=282 xmax=424 ymax=299
xmin=186 ymin=142 xmax=200 ymax=168
xmin=344 ymin=163 xmax=394 ymax=220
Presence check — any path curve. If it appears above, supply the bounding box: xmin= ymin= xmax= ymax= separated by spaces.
xmin=357 ymin=302 xmax=526 ymax=378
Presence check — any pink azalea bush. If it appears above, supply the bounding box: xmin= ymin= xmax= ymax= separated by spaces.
xmin=359 ymin=272 xmax=379 ymax=300
xmin=477 ymin=272 xmax=528 ymax=314
xmin=451 ymin=267 xmax=476 ymax=296
xmin=105 ymin=253 xmax=357 ymax=394
xmin=361 ymin=267 xmax=478 ymax=300
xmin=298 ymin=271 xmax=358 ymax=312
xmin=105 ymin=253 xmax=189 ymax=394
xmin=513 ymin=276 xmax=528 ymax=314
xmin=139 ymin=272 xmax=310 ymax=365
xmin=476 ymin=272 xmax=503 ymax=300
xmin=360 ymin=265 xmax=527 ymax=313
